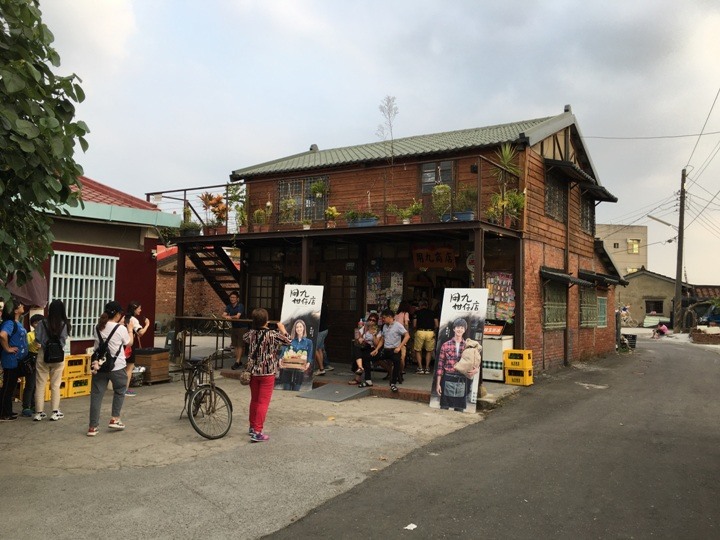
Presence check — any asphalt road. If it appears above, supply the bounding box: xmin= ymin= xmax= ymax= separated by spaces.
xmin=268 ymin=336 xmax=720 ymax=539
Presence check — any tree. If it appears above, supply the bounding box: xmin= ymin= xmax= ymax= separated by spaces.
xmin=376 ymin=95 xmax=398 ymax=221
xmin=0 ymin=0 xmax=88 ymax=304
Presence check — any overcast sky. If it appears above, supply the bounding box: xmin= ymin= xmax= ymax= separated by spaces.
xmin=40 ymin=0 xmax=720 ymax=284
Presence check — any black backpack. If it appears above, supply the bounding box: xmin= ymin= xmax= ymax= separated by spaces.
xmin=91 ymin=324 xmax=122 ymax=373
xmin=43 ymin=321 xmax=65 ymax=363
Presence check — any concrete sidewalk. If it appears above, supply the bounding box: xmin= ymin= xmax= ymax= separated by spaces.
xmin=2 ymin=345 xmax=518 ymax=539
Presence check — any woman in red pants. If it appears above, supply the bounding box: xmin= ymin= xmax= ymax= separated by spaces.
xmin=243 ymin=308 xmax=290 ymax=442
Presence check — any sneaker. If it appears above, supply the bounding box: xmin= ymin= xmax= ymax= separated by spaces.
xmin=21 ymin=408 xmax=33 ymax=417
xmin=125 ymin=390 xmax=137 ymax=397
xmin=33 ymin=412 xmax=47 ymax=421
xmin=248 ymin=427 xmax=256 ymax=437
xmin=250 ymin=432 xmax=270 ymax=442
xmin=108 ymin=419 xmax=126 ymax=430
xmin=231 ymin=362 xmax=243 ymax=370
xmin=87 ymin=427 xmax=99 ymax=437
xmin=390 ymin=384 xmax=399 ymax=393
xmin=50 ymin=410 xmax=64 ymax=421
xmin=314 ymin=369 xmax=326 ymax=376
xmin=325 ymin=365 xmax=334 ymax=371
xmin=0 ymin=415 xmax=18 ymax=421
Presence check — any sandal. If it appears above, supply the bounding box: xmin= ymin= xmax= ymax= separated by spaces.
xmin=348 ymin=379 xmax=359 ymax=385
xmin=355 ymin=367 xmax=364 ymax=375
xmin=390 ymin=384 xmax=399 ymax=393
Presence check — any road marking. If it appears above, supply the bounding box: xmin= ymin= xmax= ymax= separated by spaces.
xmin=576 ymin=382 xmax=609 ymax=390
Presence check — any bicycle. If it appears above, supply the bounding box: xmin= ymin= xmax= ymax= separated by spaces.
xmin=620 ymin=312 xmax=638 ymax=327
xmin=181 ymin=353 xmax=233 ymax=439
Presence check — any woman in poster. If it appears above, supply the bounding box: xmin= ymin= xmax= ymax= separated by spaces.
xmin=434 ymin=318 xmax=478 ymax=411
xmin=278 ymin=319 xmax=314 ymax=391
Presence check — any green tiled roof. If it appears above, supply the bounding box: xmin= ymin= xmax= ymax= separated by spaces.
xmin=231 ymin=115 xmax=555 ymax=179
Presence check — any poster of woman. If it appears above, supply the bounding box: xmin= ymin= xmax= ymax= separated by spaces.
xmin=275 ymin=284 xmax=324 ymax=392
xmin=429 ymin=288 xmax=489 ymax=413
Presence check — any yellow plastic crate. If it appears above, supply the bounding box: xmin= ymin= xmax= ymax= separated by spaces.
xmin=504 ymin=367 xmax=533 ymax=386
xmin=67 ymin=375 xmax=91 ymax=398
xmin=63 ymin=354 xmax=89 ymax=378
xmin=503 ymin=349 xmax=533 ymax=370
xmin=44 ymin=380 xmax=68 ymax=401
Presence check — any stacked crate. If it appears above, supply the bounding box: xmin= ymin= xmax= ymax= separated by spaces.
xmin=503 ymin=349 xmax=534 ymax=386
xmin=16 ymin=353 xmax=91 ymax=401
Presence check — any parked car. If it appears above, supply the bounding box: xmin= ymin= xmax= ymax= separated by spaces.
xmin=698 ymin=305 xmax=720 ymax=325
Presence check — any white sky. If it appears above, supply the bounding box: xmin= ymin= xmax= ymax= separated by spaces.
xmin=40 ymin=0 xmax=720 ymax=283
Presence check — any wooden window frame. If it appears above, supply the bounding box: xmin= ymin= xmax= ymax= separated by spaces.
xmin=580 ymin=286 xmax=598 ymax=328
xmin=543 ymin=280 xmax=567 ymax=330
xmin=420 ymin=160 xmax=454 ymax=194
xmin=545 ymin=175 xmax=568 ymax=223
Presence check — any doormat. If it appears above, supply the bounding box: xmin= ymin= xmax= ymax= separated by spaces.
xmin=297 ymin=383 xmax=370 ymax=402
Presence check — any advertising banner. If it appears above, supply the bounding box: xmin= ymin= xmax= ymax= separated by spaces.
xmin=275 ymin=284 xmax=324 ymax=392
xmin=429 ymin=288 xmax=489 ymax=413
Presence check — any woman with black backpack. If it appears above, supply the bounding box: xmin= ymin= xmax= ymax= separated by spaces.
xmin=33 ymin=299 xmax=71 ymax=422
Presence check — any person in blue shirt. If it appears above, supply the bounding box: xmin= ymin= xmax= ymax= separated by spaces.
xmin=223 ymin=291 xmax=248 ymax=370
xmin=278 ymin=319 xmax=313 ymax=391
xmin=0 ymin=300 xmax=28 ymax=421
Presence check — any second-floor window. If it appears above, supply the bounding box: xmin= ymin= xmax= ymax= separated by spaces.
xmin=580 ymin=197 xmax=595 ymax=235
xmin=420 ymin=160 xmax=454 ymax=194
xmin=277 ymin=176 xmax=328 ymax=222
xmin=545 ymin=175 xmax=567 ymax=223
xmin=627 ymin=239 xmax=640 ymax=254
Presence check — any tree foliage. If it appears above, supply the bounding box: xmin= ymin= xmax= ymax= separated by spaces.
xmin=0 ymin=0 xmax=88 ymax=303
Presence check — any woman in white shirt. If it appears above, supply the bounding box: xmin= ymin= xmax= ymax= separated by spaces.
xmin=87 ymin=301 xmax=130 ymax=437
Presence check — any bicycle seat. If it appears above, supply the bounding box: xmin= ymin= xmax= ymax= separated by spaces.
xmin=185 ymin=357 xmax=205 ymax=366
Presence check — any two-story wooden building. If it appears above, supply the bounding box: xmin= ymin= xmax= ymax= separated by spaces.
xmin=172 ymin=105 xmax=623 ymax=372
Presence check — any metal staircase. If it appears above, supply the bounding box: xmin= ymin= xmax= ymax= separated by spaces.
xmin=185 ymin=244 xmax=242 ymax=304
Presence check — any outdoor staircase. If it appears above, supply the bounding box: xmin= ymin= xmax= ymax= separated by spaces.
xmin=185 ymin=244 xmax=242 ymax=304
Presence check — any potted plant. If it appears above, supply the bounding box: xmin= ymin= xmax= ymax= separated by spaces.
xmin=279 ymin=197 xmax=297 ymax=223
xmin=487 ymin=188 xmax=525 ymax=226
xmin=179 ymin=220 xmax=202 ymax=237
xmin=345 ymin=208 xmax=379 ymax=227
xmin=227 ymin=184 xmax=248 ymax=233
xmin=235 ymin=203 xmax=248 ymax=233
xmin=453 ymin=188 xmax=477 ymax=221
xmin=432 ymin=184 xmax=452 ymax=222
xmin=388 ymin=203 xmax=413 ymax=224
xmin=408 ymin=198 xmax=423 ymax=223
xmin=198 ymin=192 xmax=228 ymax=234
xmin=325 ymin=206 xmax=340 ymax=228
xmin=310 ymin=179 xmax=328 ymax=199
xmin=302 ymin=218 xmax=312 ymax=230
xmin=253 ymin=208 xmax=269 ymax=232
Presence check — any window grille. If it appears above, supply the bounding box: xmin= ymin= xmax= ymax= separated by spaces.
xmin=50 ymin=251 xmax=118 ymax=340
xmin=580 ymin=196 xmax=595 ymax=235
xmin=421 ymin=160 xmax=454 ymax=194
xmin=543 ymin=280 xmax=567 ymax=330
xmin=545 ymin=175 xmax=567 ymax=223
xmin=248 ymin=274 xmax=281 ymax=319
xmin=627 ymin=239 xmax=640 ymax=254
xmin=277 ymin=176 xmax=328 ymax=222
xmin=328 ymin=275 xmax=357 ymax=311
xmin=580 ymin=287 xmax=598 ymax=328
xmin=645 ymin=300 xmax=663 ymax=314
xmin=597 ymin=297 xmax=607 ymax=327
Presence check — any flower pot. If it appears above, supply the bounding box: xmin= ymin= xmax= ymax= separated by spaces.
xmin=441 ymin=213 xmax=452 ymax=223
xmin=402 ymin=218 xmax=411 ymax=225
xmin=411 ymin=215 xmax=421 ymax=224
xmin=203 ymin=225 xmax=228 ymax=235
xmin=303 ymin=224 xmax=311 ymax=230
xmin=326 ymin=220 xmax=336 ymax=229
xmin=181 ymin=228 xmax=201 ymax=237
xmin=347 ymin=217 xmax=379 ymax=228
xmin=237 ymin=226 xmax=248 ymax=234
xmin=453 ymin=211 xmax=475 ymax=221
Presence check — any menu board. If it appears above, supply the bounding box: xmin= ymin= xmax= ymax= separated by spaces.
xmin=485 ymin=271 xmax=515 ymax=323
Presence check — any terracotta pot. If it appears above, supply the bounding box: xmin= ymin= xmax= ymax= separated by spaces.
xmin=411 ymin=215 xmax=421 ymax=224
xmin=326 ymin=220 xmax=336 ymax=229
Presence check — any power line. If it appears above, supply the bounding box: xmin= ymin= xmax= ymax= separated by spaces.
xmin=686 ymin=86 xmax=720 ymax=167
xmin=586 ymin=130 xmax=720 ymax=140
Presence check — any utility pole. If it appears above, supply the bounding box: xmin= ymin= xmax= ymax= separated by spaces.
xmin=673 ymin=169 xmax=686 ymax=333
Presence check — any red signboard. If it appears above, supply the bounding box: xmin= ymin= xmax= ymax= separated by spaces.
xmin=412 ymin=247 xmax=456 ymax=270
xmin=483 ymin=325 xmax=504 ymax=335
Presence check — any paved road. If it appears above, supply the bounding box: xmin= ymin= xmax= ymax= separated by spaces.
xmin=268 ymin=335 xmax=720 ymax=539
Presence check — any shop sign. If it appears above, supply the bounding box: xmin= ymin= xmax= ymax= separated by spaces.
xmin=412 ymin=247 xmax=455 ymax=270
xmin=483 ymin=325 xmax=503 ymax=335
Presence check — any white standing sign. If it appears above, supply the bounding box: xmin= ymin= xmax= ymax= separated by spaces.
xmin=429 ymin=288 xmax=489 ymax=413
xmin=275 ymin=284 xmax=324 ymax=392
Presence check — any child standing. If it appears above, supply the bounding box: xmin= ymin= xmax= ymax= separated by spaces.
xmin=21 ymin=314 xmax=43 ymax=417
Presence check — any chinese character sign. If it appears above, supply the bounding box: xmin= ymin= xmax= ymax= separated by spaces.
xmin=275 ymin=284 xmax=324 ymax=392
xmin=429 ymin=288 xmax=489 ymax=414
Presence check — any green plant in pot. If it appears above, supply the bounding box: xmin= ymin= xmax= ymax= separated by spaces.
xmin=454 ymin=188 xmax=477 ymax=220
xmin=279 ymin=197 xmax=297 ymax=223
xmin=253 ymin=208 xmax=267 ymax=231
xmin=310 ymin=179 xmax=328 ymax=198
xmin=432 ymin=184 xmax=452 ymax=221
xmin=487 ymin=188 xmax=525 ymax=225
xmin=179 ymin=220 xmax=201 ymax=236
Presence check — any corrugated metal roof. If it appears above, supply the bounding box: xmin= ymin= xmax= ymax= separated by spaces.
xmin=231 ymin=116 xmax=555 ymax=179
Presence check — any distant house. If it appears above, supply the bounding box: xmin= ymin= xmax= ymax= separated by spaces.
xmin=596 ymin=224 xmax=648 ymax=276
xmin=163 ymin=105 xmax=628 ymax=372
xmin=620 ymin=267 xmax=691 ymax=325
xmin=37 ymin=176 xmax=180 ymax=354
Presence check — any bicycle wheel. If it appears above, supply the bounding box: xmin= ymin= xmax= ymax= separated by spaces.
xmin=188 ymin=385 xmax=232 ymax=439
xmin=189 ymin=384 xmax=233 ymax=413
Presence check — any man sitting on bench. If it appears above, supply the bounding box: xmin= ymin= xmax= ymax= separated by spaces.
xmin=375 ymin=309 xmax=410 ymax=393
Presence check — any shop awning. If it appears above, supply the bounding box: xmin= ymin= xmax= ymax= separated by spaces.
xmin=578 ymin=269 xmax=627 ymax=287
xmin=545 ymin=159 xmax=617 ymax=202
xmin=540 ymin=267 xmax=593 ymax=287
